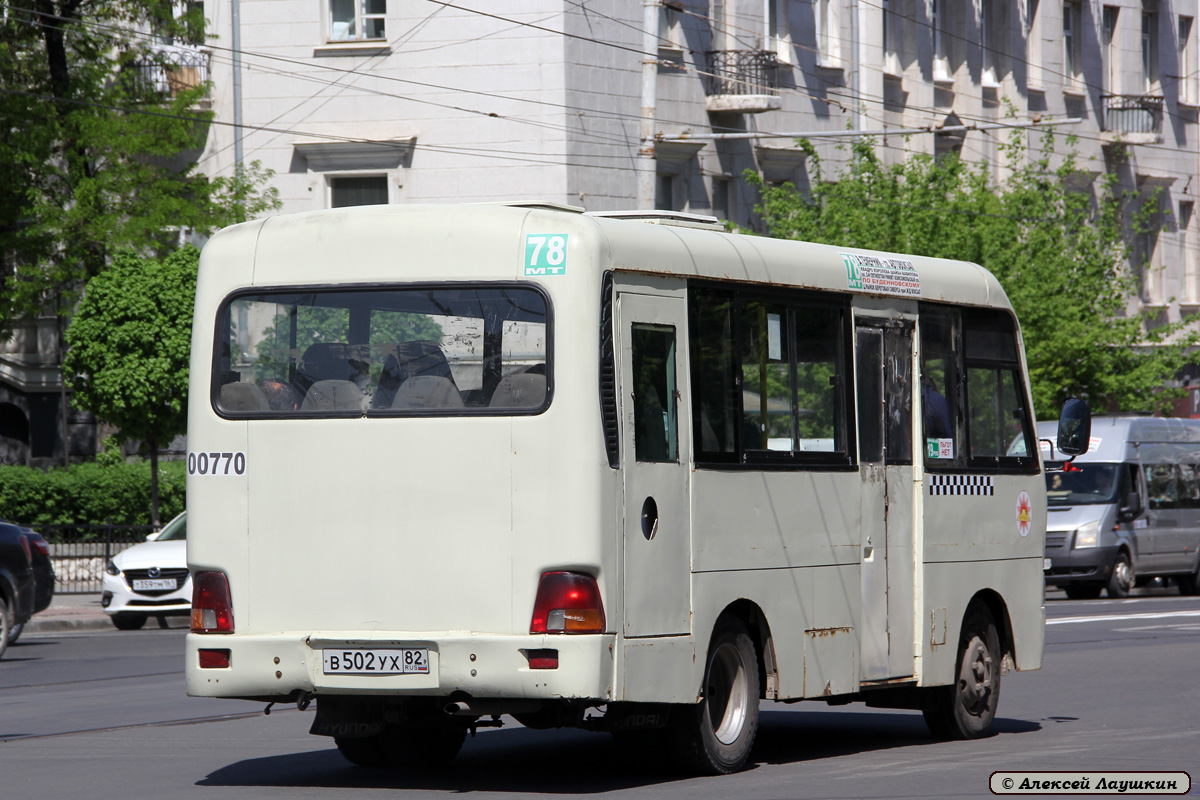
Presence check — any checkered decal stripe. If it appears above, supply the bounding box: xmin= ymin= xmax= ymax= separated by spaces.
xmin=928 ymin=475 xmax=994 ymax=496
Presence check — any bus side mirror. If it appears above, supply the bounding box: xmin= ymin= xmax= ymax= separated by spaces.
xmin=1057 ymin=398 xmax=1091 ymax=457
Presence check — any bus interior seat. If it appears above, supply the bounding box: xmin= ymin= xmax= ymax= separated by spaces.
xmin=489 ymin=373 xmax=546 ymax=408
xmin=220 ymin=382 xmax=269 ymax=412
xmin=390 ymin=376 xmax=465 ymax=409
xmin=301 ymin=379 xmax=363 ymax=411
xmin=374 ymin=340 xmax=459 ymax=408
xmin=296 ymin=343 xmax=369 ymax=396
xmin=257 ymin=378 xmax=297 ymax=411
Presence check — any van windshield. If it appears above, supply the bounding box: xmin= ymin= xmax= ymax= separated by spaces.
xmin=212 ymin=285 xmax=549 ymax=417
xmin=1045 ymin=463 xmax=1120 ymax=506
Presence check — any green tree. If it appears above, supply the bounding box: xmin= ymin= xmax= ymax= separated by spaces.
xmin=0 ymin=1 xmax=279 ymax=336
xmin=749 ymin=133 xmax=1200 ymax=419
xmin=62 ymin=247 xmax=198 ymax=525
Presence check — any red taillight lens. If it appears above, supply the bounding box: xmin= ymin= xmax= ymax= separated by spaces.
xmin=198 ymin=649 xmax=231 ymax=669
xmin=32 ymin=538 xmax=50 ymax=556
xmin=527 ymin=648 xmax=559 ymax=669
xmin=191 ymin=571 xmax=234 ymax=633
xmin=17 ymin=535 xmax=31 ymax=565
xmin=529 ymin=571 xmax=605 ymax=634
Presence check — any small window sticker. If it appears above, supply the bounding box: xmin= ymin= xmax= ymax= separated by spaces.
xmin=524 ymin=234 xmax=568 ymax=276
xmin=188 ymin=451 xmax=246 ymax=476
xmin=926 ymin=438 xmax=954 ymax=459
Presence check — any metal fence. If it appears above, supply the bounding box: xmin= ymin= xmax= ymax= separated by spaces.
xmin=704 ymin=50 xmax=781 ymax=97
xmin=35 ymin=524 xmax=157 ymax=595
xmin=1102 ymin=94 xmax=1164 ymax=135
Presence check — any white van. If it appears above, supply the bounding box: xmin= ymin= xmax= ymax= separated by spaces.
xmin=1041 ymin=416 xmax=1200 ymax=598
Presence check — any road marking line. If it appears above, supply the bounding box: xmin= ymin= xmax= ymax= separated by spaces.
xmin=1047 ymin=609 xmax=1200 ymax=625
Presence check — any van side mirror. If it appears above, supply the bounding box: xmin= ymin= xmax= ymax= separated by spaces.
xmin=1057 ymin=398 xmax=1091 ymax=457
xmin=1118 ymin=491 xmax=1142 ymax=522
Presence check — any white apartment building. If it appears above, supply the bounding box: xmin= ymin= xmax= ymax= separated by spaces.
xmin=194 ymin=1 xmax=1199 ymax=331
xmin=8 ymin=1 xmax=1199 ymax=466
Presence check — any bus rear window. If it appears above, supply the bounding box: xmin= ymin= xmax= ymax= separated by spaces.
xmin=212 ymin=285 xmax=550 ymax=417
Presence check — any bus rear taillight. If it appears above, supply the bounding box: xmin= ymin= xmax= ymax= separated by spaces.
xmin=529 ymin=571 xmax=605 ymax=634
xmin=191 ymin=571 xmax=234 ymax=633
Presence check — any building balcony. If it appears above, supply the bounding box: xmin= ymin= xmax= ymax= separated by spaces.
xmin=1101 ymin=94 xmax=1163 ymax=142
xmin=124 ymin=45 xmax=211 ymax=105
xmin=704 ymin=50 xmax=782 ymax=114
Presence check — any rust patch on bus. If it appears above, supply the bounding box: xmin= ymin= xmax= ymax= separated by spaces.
xmin=805 ymin=626 xmax=853 ymax=638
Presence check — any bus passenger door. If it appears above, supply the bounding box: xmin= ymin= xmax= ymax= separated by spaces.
xmin=617 ymin=292 xmax=692 ymax=637
xmin=855 ymin=318 xmax=916 ymax=681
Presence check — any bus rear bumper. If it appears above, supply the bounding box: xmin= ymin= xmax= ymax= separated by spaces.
xmin=186 ymin=631 xmax=616 ymax=703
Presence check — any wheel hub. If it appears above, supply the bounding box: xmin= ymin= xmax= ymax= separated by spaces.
xmin=958 ymin=635 xmax=993 ymax=714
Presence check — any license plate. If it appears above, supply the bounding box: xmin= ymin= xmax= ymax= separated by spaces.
xmin=322 ymin=648 xmax=429 ymax=675
xmin=132 ymin=578 xmax=177 ymax=591
xmin=1044 ymin=558 xmax=1052 ymax=571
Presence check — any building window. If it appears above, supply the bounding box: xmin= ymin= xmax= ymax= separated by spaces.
xmin=330 ymin=175 xmax=388 ymax=208
xmin=1102 ymin=5 xmax=1119 ymax=92
xmin=658 ymin=2 xmax=684 ymax=57
xmin=882 ymin=0 xmax=899 ymax=74
xmin=329 ymin=0 xmax=386 ymax=43
xmin=656 ymin=174 xmax=676 ymax=212
xmin=931 ymin=0 xmax=950 ymax=80
xmin=816 ymin=0 xmax=840 ymax=66
xmin=1181 ymin=201 xmax=1197 ymax=303
xmin=765 ymin=0 xmax=793 ymax=62
xmin=1143 ymin=5 xmax=1158 ymax=92
xmin=1063 ymin=2 xmax=1080 ymax=86
xmin=981 ymin=0 xmax=1000 ymax=86
xmin=712 ymin=177 xmax=731 ymax=221
xmin=1180 ymin=16 xmax=1196 ymax=102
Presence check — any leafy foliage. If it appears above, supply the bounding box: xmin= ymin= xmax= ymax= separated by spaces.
xmin=0 ymin=459 xmax=185 ymax=527
xmin=0 ymin=0 xmax=279 ymax=333
xmin=749 ymin=132 xmax=1200 ymax=419
xmin=62 ymin=247 xmax=198 ymax=523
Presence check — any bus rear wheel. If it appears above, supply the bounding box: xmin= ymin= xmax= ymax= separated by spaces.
xmin=669 ymin=616 xmax=759 ymax=775
xmin=923 ymin=606 xmax=1002 ymax=740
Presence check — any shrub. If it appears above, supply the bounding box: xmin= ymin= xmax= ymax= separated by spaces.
xmin=0 ymin=460 xmax=185 ymax=529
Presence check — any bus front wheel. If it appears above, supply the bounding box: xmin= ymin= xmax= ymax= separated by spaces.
xmin=923 ymin=606 xmax=1002 ymax=740
xmin=669 ymin=616 xmax=759 ymax=774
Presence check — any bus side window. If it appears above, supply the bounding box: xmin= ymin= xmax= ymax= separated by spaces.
xmin=919 ymin=311 xmax=958 ymax=464
xmin=961 ymin=309 xmax=1036 ymax=467
xmin=631 ymin=324 xmax=678 ymax=463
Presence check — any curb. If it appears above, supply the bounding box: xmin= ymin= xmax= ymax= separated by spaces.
xmin=25 ymin=613 xmax=114 ymax=634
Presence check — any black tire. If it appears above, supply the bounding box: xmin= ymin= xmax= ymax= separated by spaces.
xmin=7 ymin=621 xmax=23 ymax=646
xmin=1177 ymin=565 xmax=1200 ymax=596
xmin=1062 ymin=584 xmax=1103 ymax=600
xmin=0 ymin=594 xmax=10 ymax=660
xmin=923 ymin=606 xmax=1002 ymax=740
xmin=112 ymin=614 xmax=147 ymax=631
xmin=335 ymin=735 xmax=389 ymax=768
xmin=668 ymin=616 xmax=760 ymax=775
xmin=1107 ymin=551 xmax=1133 ymax=599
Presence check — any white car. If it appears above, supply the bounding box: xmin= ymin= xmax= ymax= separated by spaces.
xmin=101 ymin=512 xmax=189 ymax=630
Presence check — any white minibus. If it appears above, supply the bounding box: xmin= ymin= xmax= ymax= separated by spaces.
xmin=1041 ymin=416 xmax=1200 ymax=598
xmin=185 ymin=202 xmax=1076 ymax=774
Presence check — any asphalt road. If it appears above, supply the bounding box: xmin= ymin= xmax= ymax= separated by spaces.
xmin=1 ymin=593 xmax=1197 ymax=799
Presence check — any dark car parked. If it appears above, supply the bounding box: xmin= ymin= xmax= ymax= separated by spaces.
xmin=0 ymin=522 xmax=38 ymax=659
xmin=8 ymin=529 xmax=54 ymax=645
